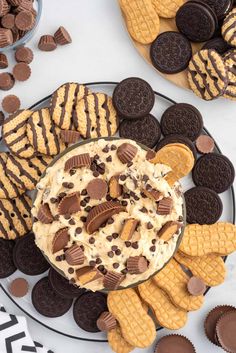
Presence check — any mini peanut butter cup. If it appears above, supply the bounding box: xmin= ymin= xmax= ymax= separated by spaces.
xmin=9 ymin=277 xmax=29 ymax=297
xmin=58 ymin=192 xmax=80 ymax=215
xmin=187 ymin=276 xmax=206 ymax=296
xmin=15 ymin=46 xmax=34 ymax=64
xmin=127 ymin=256 xmax=148 ymax=274
xmin=86 ymin=201 xmax=126 ymax=234
xmin=54 ymin=26 xmax=72 ymax=45
xmin=155 ymin=334 xmax=196 ymax=353
xmin=65 ymin=245 xmax=85 ymax=266
xmin=117 ymin=143 xmax=138 ymax=164
xmin=0 ymin=0 xmax=10 ymax=17
xmin=196 ymin=135 xmax=215 ymax=154
xmin=1 ymin=14 xmax=15 ymax=29
xmin=0 ymin=72 xmax=15 ymax=90
xmin=38 ymin=35 xmax=57 ymax=51
xmin=103 ymin=271 xmax=125 ymax=290
xmin=157 ymin=197 xmax=173 ymax=215
xmin=60 ymin=130 xmax=80 ymax=144
xmin=76 ymin=266 xmax=104 ymax=285
xmin=0 ymin=28 xmax=13 ymax=48
xmin=2 ymin=95 xmax=21 ymax=114
xmin=37 ymin=203 xmax=53 ymax=224
xmin=143 ymin=185 xmax=162 ymax=201
xmin=216 ymin=311 xmax=236 ymax=353
xmin=15 ymin=10 xmax=35 ymax=31
xmin=158 ymin=221 xmax=181 ymax=242
xmin=52 ymin=228 xmax=70 ymax=254
xmin=109 ymin=175 xmax=123 ymax=198
xmin=120 ymin=218 xmax=139 ymax=241
xmin=13 ymin=62 xmax=31 ymax=81
xmin=64 ymin=153 xmax=91 ymax=172
xmin=86 ymin=178 xmax=108 ymax=200
xmin=96 ymin=311 xmax=117 ymax=331
xmin=0 ymin=53 xmax=8 ymax=68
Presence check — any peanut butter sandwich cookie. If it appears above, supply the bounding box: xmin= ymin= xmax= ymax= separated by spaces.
xmin=151 ymin=0 xmax=184 ymax=19
xmin=32 ymin=139 xmax=184 ymax=291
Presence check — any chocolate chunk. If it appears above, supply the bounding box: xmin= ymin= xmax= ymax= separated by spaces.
xmin=12 ymin=62 xmax=31 ymax=81
xmin=54 ymin=26 xmax=72 ymax=45
xmin=0 ymin=28 xmax=13 ymax=47
xmin=216 ymin=311 xmax=236 ymax=352
xmin=155 ymin=334 xmax=196 ymax=353
xmin=109 ymin=175 xmax=123 ymax=198
xmin=0 ymin=53 xmax=8 ymax=68
xmin=86 ymin=201 xmax=125 ymax=234
xmin=60 ymin=130 xmax=80 ymax=144
xmin=96 ymin=311 xmax=117 ymax=332
xmin=15 ymin=46 xmax=34 ymax=63
xmin=65 ymin=244 xmax=85 ymax=266
xmin=143 ymin=185 xmax=162 ymax=201
xmin=117 ymin=143 xmax=138 ymax=164
xmin=158 ymin=221 xmax=181 ymax=241
xmin=187 ymin=276 xmax=206 ymax=296
xmin=157 ymin=197 xmax=173 ymax=215
xmin=1 ymin=13 xmax=15 ymax=29
xmin=86 ymin=178 xmax=108 ymax=200
xmin=127 ymin=256 xmax=148 ymax=274
xmin=120 ymin=218 xmax=139 ymax=241
xmin=76 ymin=266 xmax=104 ymax=285
xmin=58 ymin=192 xmax=81 ymax=215
xmin=103 ymin=271 xmax=125 ymax=290
xmin=15 ymin=10 xmax=34 ymax=31
xmin=38 ymin=35 xmax=57 ymax=51
xmin=37 ymin=203 xmax=53 ymax=224
xmin=52 ymin=228 xmax=70 ymax=254
xmin=196 ymin=135 xmax=215 ymax=154
xmin=0 ymin=72 xmax=14 ymax=90
xmin=64 ymin=153 xmax=91 ymax=172
xmin=2 ymin=94 xmax=20 ymax=114
xmin=9 ymin=277 xmax=28 ymax=297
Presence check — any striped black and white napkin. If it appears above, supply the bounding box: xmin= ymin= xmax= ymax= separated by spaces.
xmin=0 ymin=306 xmax=54 ymax=353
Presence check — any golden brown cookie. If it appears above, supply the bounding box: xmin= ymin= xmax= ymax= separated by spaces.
xmin=119 ymin=0 xmax=160 ymax=44
xmin=138 ymin=279 xmax=188 ymax=329
xmin=179 ymin=223 xmax=236 ymax=257
xmin=108 ymin=288 xmax=156 ymax=348
xmin=150 ymin=143 xmax=194 ymax=185
xmin=0 ymin=195 xmax=32 ymax=239
xmin=188 ymin=49 xmax=229 ymax=100
xmin=153 ymin=259 xmax=204 ymax=311
xmin=50 ymin=82 xmax=91 ymax=130
xmin=6 ymin=153 xmax=52 ymax=191
xmin=152 ymin=0 xmax=184 ymax=18
xmin=108 ymin=325 xmax=134 ymax=353
xmin=174 ymin=252 xmax=226 ymax=287
xmin=74 ymin=93 xmax=118 ymax=138
xmin=0 ymin=152 xmax=23 ymax=199
xmin=222 ymin=8 xmax=236 ymax=46
xmin=26 ymin=108 xmax=66 ymax=156
xmin=3 ymin=110 xmax=35 ymax=159
xmin=223 ymin=50 xmax=236 ymax=100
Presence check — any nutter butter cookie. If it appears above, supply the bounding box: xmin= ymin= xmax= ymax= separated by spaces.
xmin=33 ymin=139 xmax=184 ymax=291
xmin=50 ymin=82 xmax=91 ymax=130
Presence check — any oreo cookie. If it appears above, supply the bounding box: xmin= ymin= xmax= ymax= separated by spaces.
xmin=49 ymin=267 xmax=86 ymax=299
xmin=160 ymin=103 xmax=203 ymax=141
xmin=192 ymin=153 xmax=235 ymax=193
xmin=185 ymin=186 xmax=223 ymax=224
xmin=202 ymin=0 xmax=233 ymax=19
xmin=32 ymin=277 xmax=73 ymax=317
xmin=176 ymin=1 xmax=218 ymax=42
xmin=202 ymin=37 xmax=232 ymax=54
xmin=119 ymin=114 xmax=161 ymax=148
xmin=150 ymin=31 xmax=192 ymax=74
xmin=112 ymin=77 xmax=155 ymax=119
xmin=13 ymin=233 xmax=50 ymax=275
xmin=73 ymin=292 xmax=108 ymax=332
xmin=0 ymin=239 xmax=16 ymax=278
xmin=155 ymin=134 xmax=197 ymax=160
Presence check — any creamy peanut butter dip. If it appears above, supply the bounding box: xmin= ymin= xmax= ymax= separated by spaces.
xmin=32 ymin=138 xmax=184 ymax=291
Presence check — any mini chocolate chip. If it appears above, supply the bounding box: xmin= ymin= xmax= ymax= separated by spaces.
xmin=69 ymin=219 xmax=75 ymax=225
xmin=62 ymin=182 xmax=69 ymax=188
xmin=93 ymin=171 xmax=99 ymax=177
xmin=106 ymin=195 xmax=112 ymax=201
xmin=68 ymin=182 xmax=74 ymax=189
xmin=120 ymin=175 xmax=126 ymax=181
xmin=125 ymin=241 xmax=131 ymax=247
xmin=122 ymin=201 xmax=128 ymax=206
xmin=54 ymin=215 xmax=60 ymax=221
xmin=85 ymin=206 xmax=92 ymax=212
xmin=146 ymin=184 xmax=152 ymax=191
xmin=147 ymin=222 xmax=153 ymax=229
xmin=56 ymin=256 xmax=61 ymax=261
xmin=108 ymin=251 xmax=114 ymax=258
xmin=111 ymin=144 xmax=117 ymax=150
xmin=84 ymin=196 xmax=90 ymax=203
xmin=132 ymin=242 xmax=139 ymax=249
xmin=69 ymin=278 xmax=75 ymax=284
xmin=102 ymin=146 xmax=109 ymax=153
xmin=80 ymin=245 xmax=85 ymax=251
xmin=150 ymin=246 xmax=156 ymax=252
xmin=81 ymin=189 xmax=87 ymax=196
xmin=140 ymin=207 xmax=148 ymax=213
xmin=141 ymin=192 xmax=147 ymax=198
xmin=111 ymin=245 xmax=118 ymax=251
xmin=106 ymin=236 xmax=113 ymax=242
xmin=89 ymin=260 xmax=96 ymax=267
xmin=98 ymin=265 xmax=104 ymax=272
xmin=134 ymin=195 xmax=140 ymax=201
xmin=115 ymin=249 xmax=121 ymax=256
xmin=106 ymin=156 xmax=112 ymax=162
xmin=142 ymin=175 xmax=149 ymax=182
xmin=89 ymin=237 xmax=95 ymax=244
xmin=80 ymin=200 xmax=86 ymax=207
xmin=33 ymin=217 xmax=38 ymax=222
xmin=100 ymin=162 xmax=105 ymax=168
xmin=60 ymin=254 xmax=65 ymax=260
xmin=94 ymin=154 xmax=99 ymax=160
xmin=50 ymin=197 xmax=58 ymax=204
xmin=130 ymin=191 xmax=135 ymax=198
xmin=107 ymin=218 xmax=114 ymax=224
xmin=103 ymin=269 xmax=108 ymax=275
xmin=127 ymin=162 xmax=133 ymax=167
xmin=121 ymin=268 xmax=128 ymax=274
xmin=98 ymin=167 xmax=105 ymax=175
xmin=76 ymin=227 xmax=82 ymax=234
xmin=70 ymin=169 xmax=76 ymax=176
xmin=113 ymin=263 xmax=119 ymax=269
xmin=80 ymin=216 xmax=87 ymax=222
xmin=68 ymin=267 xmax=74 ymax=274
xmin=96 ymin=258 xmax=102 ymax=264
xmin=123 ymin=193 xmax=130 ymax=199
xmin=100 ymin=222 xmax=106 ymax=228
xmin=59 ymin=192 xmax=67 ymax=198
xmin=152 ymin=239 xmax=156 ymax=244
xmin=112 ymin=233 xmax=119 ymax=239
xmin=64 ymin=214 xmax=71 ymax=220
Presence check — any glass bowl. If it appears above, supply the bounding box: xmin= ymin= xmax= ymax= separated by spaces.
xmin=32 ymin=136 xmax=186 ymax=293
xmin=0 ymin=0 xmax=42 ymax=53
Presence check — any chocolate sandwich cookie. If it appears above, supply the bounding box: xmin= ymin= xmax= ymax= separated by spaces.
xmin=188 ymin=50 xmax=229 ymax=100
xmin=192 ymin=153 xmax=235 ymax=193
xmin=224 ymin=50 xmax=236 ymax=100
xmin=26 ymin=108 xmax=66 ymax=156
xmin=0 ymin=195 xmax=32 ymax=240
xmin=0 ymin=152 xmax=23 ymax=199
xmin=202 ymin=37 xmax=232 ymax=55
xmin=150 ymin=31 xmax=192 ymax=74
xmin=13 ymin=233 xmax=49 ymax=275
xmin=160 ymin=103 xmax=203 ymax=141
xmin=185 ymin=186 xmax=223 ymax=224
xmin=202 ymin=0 xmax=233 ymax=19
xmin=32 ymin=277 xmax=73 ymax=317
xmin=50 ymin=82 xmax=91 ymax=130
xmin=112 ymin=77 xmax=155 ymax=119
xmin=176 ymin=1 xmax=218 ymax=42
xmin=49 ymin=268 xmax=86 ymax=299
xmin=119 ymin=113 xmax=161 ymax=148
xmin=3 ymin=110 xmax=35 ymax=159
xmin=0 ymin=239 xmax=16 ymax=278
xmin=6 ymin=154 xmax=52 ymax=191
xmin=73 ymin=292 xmax=108 ymax=332
xmin=156 ymin=134 xmax=197 ymax=160
xmin=74 ymin=93 xmax=118 ymax=138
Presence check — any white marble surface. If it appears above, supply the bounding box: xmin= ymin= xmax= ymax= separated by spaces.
xmin=1 ymin=0 xmax=236 ymax=352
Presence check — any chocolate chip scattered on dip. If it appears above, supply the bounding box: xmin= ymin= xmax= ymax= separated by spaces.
xmin=32 ymin=139 xmax=184 ymax=291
